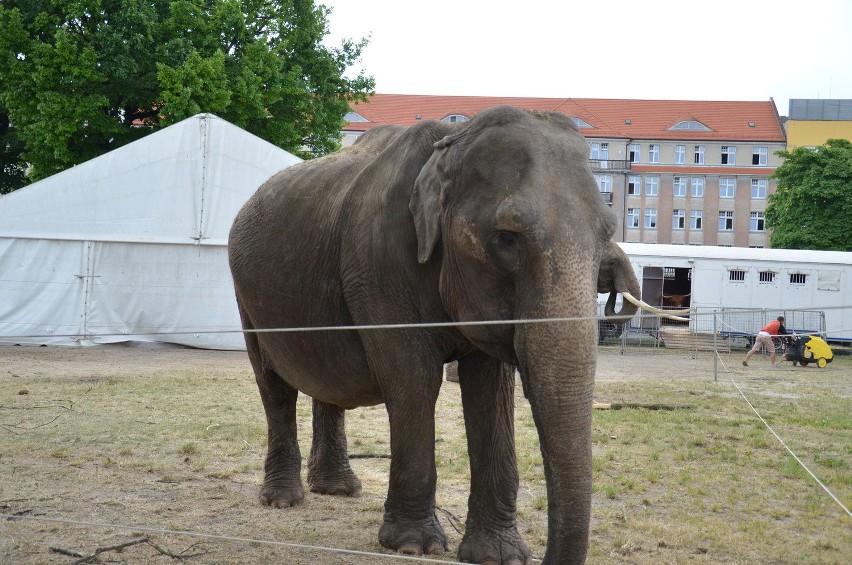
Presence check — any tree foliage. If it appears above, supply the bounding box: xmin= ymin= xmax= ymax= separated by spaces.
xmin=0 ymin=0 xmax=374 ymax=188
xmin=766 ymin=139 xmax=852 ymax=251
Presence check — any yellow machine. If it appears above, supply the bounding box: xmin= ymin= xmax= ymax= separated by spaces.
xmin=783 ymin=335 xmax=834 ymax=368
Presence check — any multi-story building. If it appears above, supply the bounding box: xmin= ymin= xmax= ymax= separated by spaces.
xmin=785 ymin=99 xmax=852 ymax=150
xmin=343 ymin=94 xmax=786 ymax=248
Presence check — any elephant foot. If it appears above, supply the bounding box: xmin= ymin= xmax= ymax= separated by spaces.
xmin=307 ymin=469 xmax=362 ymax=497
xmin=307 ymin=456 xmax=362 ymax=497
xmin=378 ymin=514 xmax=448 ymax=556
xmin=458 ymin=526 xmax=532 ymax=565
xmin=258 ymin=481 xmax=305 ymax=509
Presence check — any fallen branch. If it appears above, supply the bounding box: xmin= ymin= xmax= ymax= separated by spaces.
xmin=436 ymin=505 xmax=465 ymax=535
xmin=593 ymin=402 xmax=693 ymax=410
xmin=52 ymin=536 xmax=151 ymax=564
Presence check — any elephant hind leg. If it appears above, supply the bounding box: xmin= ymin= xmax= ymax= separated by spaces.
xmin=240 ymin=308 xmax=305 ymax=508
xmin=308 ymin=399 xmax=362 ymax=497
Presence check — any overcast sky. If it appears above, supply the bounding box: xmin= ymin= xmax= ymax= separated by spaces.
xmin=321 ymin=0 xmax=852 ymax=116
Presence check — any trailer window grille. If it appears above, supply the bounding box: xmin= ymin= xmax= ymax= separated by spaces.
xmin=759 ymin=271 xmax=775 ymax=283
xmin=664 ymin=267 xmax=676 ymax=278
xmin=790 ymin=273 xmax=807 ymax=285
xmin=729 ymin=270 xmax=746 ymax=282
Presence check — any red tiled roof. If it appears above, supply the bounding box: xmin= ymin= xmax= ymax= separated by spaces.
xmin=345 ymin=94 xmax=786 ymax=143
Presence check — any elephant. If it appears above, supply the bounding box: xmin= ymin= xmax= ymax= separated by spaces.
xmin=228 ymin=105 xmax=642 ymax=564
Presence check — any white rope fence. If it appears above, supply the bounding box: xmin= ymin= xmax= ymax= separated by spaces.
xmin=1 ymin=304 xmax=850 ymax=342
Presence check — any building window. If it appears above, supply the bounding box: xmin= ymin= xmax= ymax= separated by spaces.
xmin=691 ymin=177 xmax=704 ymax=197
xmin=719 ymin=177 xmax=736 ymax=199
xmin=751 ymin=178 xmax=767 ymax=199
xmin=628 ymin=176 xmax=641 ymax=195
xmin=627 ymin=207 xmax=640 ymax=228
xmin=729 ymin=270 xmax=746 ymax=282
xmin=759 ymin=271 xmax=775 ymax=283
xmin=645 ymin=176 xmax=659 ymax=196
xmin=595 ymin=174 xmax=612 ymax=193
xmin=752 ymin=146 xmax=768 ymax=166
xmin=629 ymin=144 xmax=641 ymax=163
xmin=442 ymin=114 xmax=469 ymax=123
xmin=673 ymin=176 xmax=687 ymax=197
xmin=694 ymin=145 xmax=705 ymax=164
xmin=690 ymin=210 xmax=703 ymax=230
xmin=344 ymin=111 xmax=369 ymax=123
xmin=721 ymin=145 xmax=736 ymax=165
xmin=675 ymin=145 xmax=686 ymax=164
xmin=645 ymin=208 xmax=657 ymax=229
xmin=670 ymin=120 xmax=711 ymax=131
xmin=750 ymin=211 xmax=765 ymax=232
xmin=790 ymin=273 xmax=807 ymax=285
xmin=672 ymin=209 xmax=686 ymax=229
xmin=590 ymin=142 xmax=609 ymax=160
xmin=718 ymin=211 xmax=734 ymax=231
xmin=648 ymin=144 xmax=660 ymax=163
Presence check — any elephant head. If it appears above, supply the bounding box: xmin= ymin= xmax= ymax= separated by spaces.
xmin=410 ymin=106 xmax=626 ymax=563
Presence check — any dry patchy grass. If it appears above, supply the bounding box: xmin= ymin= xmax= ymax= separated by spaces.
xmin=0 ymin=345 xmax=849 ymax=564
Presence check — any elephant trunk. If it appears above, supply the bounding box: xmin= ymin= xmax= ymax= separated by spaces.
xmin=515 ymin=285 xmax=597 ymax=564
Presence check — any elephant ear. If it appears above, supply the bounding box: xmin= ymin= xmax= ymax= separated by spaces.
xmin=410 ymin=151 xmax=444 ymax=264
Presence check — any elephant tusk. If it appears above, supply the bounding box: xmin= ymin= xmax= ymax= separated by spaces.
xmin=622 ymin=292 xmax=691 ymax=321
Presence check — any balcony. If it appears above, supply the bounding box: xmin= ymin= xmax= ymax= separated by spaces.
xmin=589 ymin=159 xmax=631 ymax=172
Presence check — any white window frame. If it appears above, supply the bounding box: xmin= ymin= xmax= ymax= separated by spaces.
xmin=694 ymin=145 xmax=705 ymax=164
xmin=672 ymin=209 xmax=686 ymax=230
xmin=595 ymin=174 xmax=612 ymax=193
xmin=719 ymin=177 xmax=736 ymax=199
xmin=721 ymin=145 xmax=736 ymax=165
xmin=627 ymin=175 xmax=641 ymax=195
xmin=590 ymin=142 xmax=609 ymax=160
xmin=645 ymin=208 xmax=658 ymax=229
xmin=627 ymin=207 xmax=640 ymax=228
xmin=752 ymin=146 xmax=768 ymax=166
xmin=648 ymin=144 xmax=660 ymax=163
xmin=673 ymin=176 xmax=687 ymax=197
xmin=674 ymin=145 xmax=686 ymax=164
xmin=718 ymin=210 xmax=734 ymax=231
xmin=629 ymin=144 xmax=641 ymax=163
xmin=751 ymin=178 xmax=767 ymax=199
xmin=691 ymin=177 xmax=704 ymax=197
xmin=750 ymin=211 xmax=765 ymax=232
xmin=645 ymin=176 xmax=659 ymax=196
xmin=690 ymin=210 xmax=703 ymax=230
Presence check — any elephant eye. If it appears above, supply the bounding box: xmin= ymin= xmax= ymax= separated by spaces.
xmin=491 ymin=231 xmax=521 ymax=274
xmin=495 ymin=231 xmax=518 ymax=248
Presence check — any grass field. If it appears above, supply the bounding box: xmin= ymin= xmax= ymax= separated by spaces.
xmin=1 ymin=345 xmax=849 ymax=564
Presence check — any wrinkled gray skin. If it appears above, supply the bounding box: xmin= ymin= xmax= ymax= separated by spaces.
xmin=228 ymin=106 xmax=640 ymax=565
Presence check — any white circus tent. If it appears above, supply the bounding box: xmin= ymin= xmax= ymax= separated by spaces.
xmin=0 ymin=114 xmax=300 ymax=350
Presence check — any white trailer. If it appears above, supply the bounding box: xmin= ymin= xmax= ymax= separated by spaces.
xmin=610 ymin=243 xmax=852 ymax=344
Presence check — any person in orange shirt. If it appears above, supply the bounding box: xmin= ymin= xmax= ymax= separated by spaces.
xmin=742 ymin=316 xmax=788 ymax=367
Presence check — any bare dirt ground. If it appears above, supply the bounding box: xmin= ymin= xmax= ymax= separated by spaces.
xmin=1 ymin=343 xmax=848 ymax=564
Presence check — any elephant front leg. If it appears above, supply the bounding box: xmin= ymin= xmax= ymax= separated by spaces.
xmin=457 ymin=353 xmax=532 ymax=565
xmin=378 ymin=373 xmax=447 ymax=556
xmin=254 ymin=365 xmax=304 ymax=508
xmin=307 ymin=399 xmax=362 ymax=497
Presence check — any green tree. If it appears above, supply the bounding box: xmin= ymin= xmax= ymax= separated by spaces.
xmin=0 ymin=0 xmax=373 ymax=187
xmin=1 ymin=102 xmax=26 ymax=194
xmin=766 ymin=139 xmax=852 ymax=251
